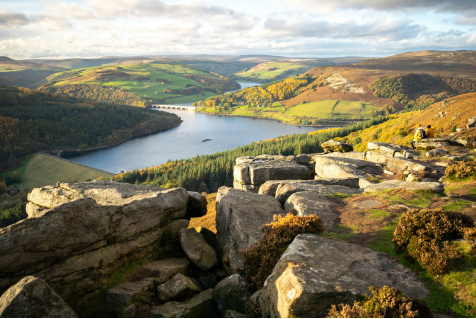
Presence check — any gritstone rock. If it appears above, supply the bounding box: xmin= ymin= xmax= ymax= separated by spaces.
xmin=275 ymin=182 xmax=362 ymax=204
xmin=216 ymin=187 xmax=284 ymax=274
xmin=321 ymin=140 xmax=353 ymax=153
xmin=157 ymin=274 xmax=201 ymax=302
xmin=213 ymin=274 xmax=251 ymax=316
xmin=284 ymin=192 xmax=340 ymax=228
xmin=179 ymin=228 xmax=218 ymax=271
xmin=149 ymin=289 xmax=214 ymax=318
xmin=106 ymin=278 xmax=155 ymax=306
xmin=364 ymin=180 xmax=444 ymax=193
xmin=185 ymin=191 xmax=207 ymax=219
xmin=0 ymin=276 xmax=77 ymax=318
xmin=259 ymin=234 xmax=429 ymax=318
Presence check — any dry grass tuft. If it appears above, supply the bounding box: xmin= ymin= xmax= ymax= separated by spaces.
xmin=241 ymin=212 xmax=325 ymax=292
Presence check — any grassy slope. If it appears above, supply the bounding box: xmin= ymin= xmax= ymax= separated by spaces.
xmin=22 ymin=154 xmax=113 ymax=189
xmin=236 ymin=61 xmax=312 ymax=81
xmin=344 ymin=92 xmax=476 ymax=150
xmin=0 ymin=57 xmax=64 ymax=88
xmin=286 ymin=100 xmax=380 ymax=119
xmin=46 ymin=63 xmax=218 ymax=103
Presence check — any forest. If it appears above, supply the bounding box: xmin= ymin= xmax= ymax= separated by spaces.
xmin=38 ymin=84 xmax=154 ymax=107
xmin=0 ymin=86 xmax=182 ymax=164
xmin=369 ymin=73 xmax=476 ymax=110
xmin=112 ymin=115 xmax=387 ymax=192
xmin=182 ymin=74 xmax=240 ymax=94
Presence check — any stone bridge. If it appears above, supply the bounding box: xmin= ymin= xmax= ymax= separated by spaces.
xmin=152 ymin=104 xmax=196 ymax=110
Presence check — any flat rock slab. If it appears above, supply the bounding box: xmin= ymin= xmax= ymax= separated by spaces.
xmin=366 ymin=150 xmax=390 ymax=164
xmin=276 ymin=182 xmax=362 ymax=204
xmin=259 ymin=234 xmax=429 ymax=318
xmin=106 ymin=278 xmax=155 ymax=306
xmin=283 ymin=192 xmax=340 ymax=228
xmin=138 ymin=258 xmax=190 ymax=284
xmin=414 ymin=138 xmax=460 ymax=150
xmin=259 ymin=178 xmax=359 ymax=198
xmin=234 ymin=159 xmax=310 ymax=187
xmin=386 ymin=158 xmax=429 ymax=172
xmin=425 ymin=149 xmax=449 ymax=158
xmin=0 ymin=276 xmax=77 ymax=318
xmin=322 ymin=152 xmax=366 ymax=161
xmin=216 ymin=187 xmax=285 ymax=274
xmin=364 ymin=180 xmax=444 ymax=193
xmin=367 ymin=142 xmax=408 ymax=155
xmin=149 ymin=289 xmax=214 ymax=318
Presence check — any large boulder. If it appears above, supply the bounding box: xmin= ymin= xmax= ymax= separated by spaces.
xmin=234 ymin=157 xmax=311 ymax=193
xmin=323 ymin=151 xmax=366 ymax=161
xmin=149 ymin=289 xmax=214 ymax=318
xmin=157 ymin=274 xmax=201 ymax=302
xmin=425 ymin=149 xmax=449 ymax=158
xmin=313 ymin=156 xmax=383 ymax=188
xmin=0 ymin=181 xmax=190 ymax=305
xmin=365 ymin=151 xmax=390 ymax=164
xmin=367 ymin=142 xmax=409 ymax=155
xmin=364 ymin=180 xmax=444 ymax=193
xmin=259 ymin=234 xmax=429 ymax=318
xmin=0 ymin=276 xmax=77 ymax=318
xmin=179 ymin=228 xmax=218 ymax=271
xmin=213 ymin=274 xmax=251 ymax=316
xmin=259 ymin=178 xmax=360 ymax=198
xmin=283 ymin=192 xmax=340 ymax=228
xmin=321 ymin=140 xmax=353 ymax=153
xmin=216 ymin=187 xmax=285 ymax=274
xmin=275 ymin=182 xmax=362 ymax=204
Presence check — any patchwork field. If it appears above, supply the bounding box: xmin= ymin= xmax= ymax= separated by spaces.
xmin=22 ymin=154 xmax=113 ymax=190
xmin=44 ymin=63 xmax=220 ymax=103
xmin=286 ymin=100 xmax=380 ymax=119
xmin=236 ymin=61 xmax=313 ymax=81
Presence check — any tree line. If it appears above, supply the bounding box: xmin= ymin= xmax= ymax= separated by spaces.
xmin=0 ymin=86 xmax=182 ymax=164
xmin=112 ymin=115 xmax=388 ymax=192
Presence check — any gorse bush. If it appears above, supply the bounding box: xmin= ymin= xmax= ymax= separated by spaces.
xmin=241 ymin=212 xmax=325 ymax=292
xmin=446 ymin=159 xmax=476 ymax=180
xmin=393 ymin=208 xmax=475 ymax=275
xmin=327 ymin=286 xmax=431 ymax=318
xmin=0 ymin=202 xmax=27 ymax=228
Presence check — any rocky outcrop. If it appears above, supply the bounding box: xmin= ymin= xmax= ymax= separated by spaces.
xmin=365 ymin=142 xmax=414 ymax=163
xmin=425 ymin=149 xmax=449 ymax=157
xmin=0 ymin=276 xmax=78 ymax=318
xmin=364 ymin=180 xmax=444 ymax=193
xmin=213 ymin=274 xmax=251 ymax=316
xmin=216 ymin=187 xmax=285 ymax=274
xmin=259 ymin=234 xmax=429 ymax=318
xmin=414 ymin=138 xmax=461 ymax=150
xmin=313 ymin=156 xmax=382 ymax=188
xmin=323 ymin=151 xmax=366 ymax=161
xmin=386 ymin=157 xmax=430 ymax=173
xmin=149 ymin=289 xmax=214 ymax=318
xmin=138 ymin=258 xmax=190 ymax=284
xmin=259 ymin=178 xmax=360 ymax=198
xmin=234 ymin=157 xmax=311 ymax=193
xmin=0 ymin=181 xmax=191 ymax=306
xmin=321 ymin=140 xmax=353 ymax=153
xmin=106 ymin=278 xmax=155 ymax=306
xmin=179 ymin=228 xmax=218 ymax=271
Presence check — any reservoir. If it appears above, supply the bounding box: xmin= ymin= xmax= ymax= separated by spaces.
xmin=67 ymin=82 xmax=333 ymax=174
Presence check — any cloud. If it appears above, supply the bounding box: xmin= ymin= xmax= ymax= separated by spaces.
xmin=0 ymin=10 xmax=29 ymax=29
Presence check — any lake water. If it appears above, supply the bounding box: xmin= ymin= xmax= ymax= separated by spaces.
xmin=67 ymin=82 xmax=333 ymax=174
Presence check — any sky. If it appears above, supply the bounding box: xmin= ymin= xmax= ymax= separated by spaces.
xmin=1 ymin=0 xmax=476 ymax=59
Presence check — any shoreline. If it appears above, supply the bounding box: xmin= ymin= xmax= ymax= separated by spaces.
xmin=194 ymin=110 xmax=352 ymax=127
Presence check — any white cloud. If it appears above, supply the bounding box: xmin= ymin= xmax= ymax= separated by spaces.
xmin=0 ymin=10 xmax=29 ymax=29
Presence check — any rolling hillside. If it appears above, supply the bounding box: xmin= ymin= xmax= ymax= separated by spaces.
xmin=39 ymin=62 xmax=240 ymax=105
xmin=0 ymin=57 xmax=64 ymax=88
xmin=26 ymin=57 xmax=122 ymax=70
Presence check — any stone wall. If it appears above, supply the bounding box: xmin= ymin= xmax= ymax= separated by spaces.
xmin=0 ymin=181 xmax=203 ymax=308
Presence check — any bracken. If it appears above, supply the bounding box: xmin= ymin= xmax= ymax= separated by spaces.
xmin=393 ymin=208 xmax=474 ymax=275
xmin=327 ymin=286 xmax=431 ymax=318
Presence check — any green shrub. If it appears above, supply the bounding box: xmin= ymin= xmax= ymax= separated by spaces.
xmin=241 ymin=212 xmax=325 ymax=292
xmin=0 ymin=203 xmax=27 ymax=228
xmin=327 ymin=286 xmax=431 ymax=318
xmin=451 ymin=125 xmax=457 ymax=132
xmin=393 ymin=208 xmax=474 ymax=275
xmin=446 ymin=160 xmax=476 ymax=180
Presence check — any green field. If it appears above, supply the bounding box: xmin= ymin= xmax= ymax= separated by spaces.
xmin=287 ymin=100 xmax=380 ymax=119
xmin=47 ymin=63 xmax=218 ymax=103
xmin=237 ymin=62 xmax=312 ymax=81
xmin=22 ymin=154 xmax=114 ymax=189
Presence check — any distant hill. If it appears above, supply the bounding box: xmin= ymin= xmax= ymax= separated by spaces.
xmin=39 ymin=62 xmax=240 ymax=105
xmin=25 ymin=57 xmax=122 ymax=70
xmin=0 ymin=57 xmax=64 ymax=88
